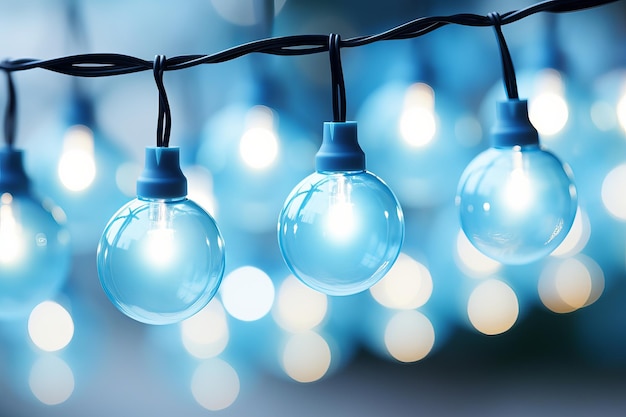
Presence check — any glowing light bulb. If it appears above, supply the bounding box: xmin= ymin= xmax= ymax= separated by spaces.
xmin=0 ymin=148 xmax=71 ymax=318
xmin=278 ymin=122 xmax=404 ymax=296
xmin=57 ymin=125 xmax=96 ymax=192
xmin=97 ymin=147 xmax=225 ymax=324
xmin=457 ymin=100 xmax=577 ymax=264
xmin=528 ymin=69 xmax=569 ymax=136
xmin=398 ymin=83 xmax=437 ymax=147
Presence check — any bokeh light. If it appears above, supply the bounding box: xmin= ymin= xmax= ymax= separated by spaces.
xmin=539 ymin=255 xmax=604 ymax=314
xmin=601 ymin=163 xmax=626 ymax=220
xmin=383 ymin=310 xmax=435 ymax=363
xmin=273 ymin=275 xmax=328 ymax=332
xmin=369 ymin=253 xmax=433 ymax=309
xmin=467 ymin=279 xmax=519 ymax=336
xmin=239 ymin=106 xmax=279 ymax=170
xmin=191 ymin=358 xmax=240 ymax=411
xmin=454 ymin=230 xmax=501 ymax=277
xmin=550 ymin=207 xmax=591 ymax=258
xmin=281 ymin=331 xmax=331 ymax=383
xmin=398 ymin=83 xmax=437 ymax=147
xmin=210 ymin=0 xmax=287 ymax=26
xmin=220 ymin=266 xmax=275 ymax=321
xmin=28 ymin=301 xmax=74 ymax=352
xmin=29 ymin=355 xmax=75 ymax=405
xmin=180 ymin=299 xmax=229 ymax=359
xmin=57 ymin=125 xmax=97 ymax=192
xmin=528 ymin=69 xmax=569 ymax=137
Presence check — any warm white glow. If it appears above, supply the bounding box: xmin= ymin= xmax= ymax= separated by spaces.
xmin=239 ymin=105 xmax=279 ymax=169
xmin=282 ymin=331 xmax=331 ymax=383
xmin=370 ymin=253 xmax=432 ymax=309
xmin=326 ymin=176 xmax=356 ymax=240
xmin=539 ymin=256 xmax=604 ymax=313
xmin=455 ymin=230 xmax=501 ymax=277
xmin=0 ymin=193 xmax=24 ymax=265
xmin=58 ymin=125 xmax=96 ymax=192
xmin=28 ymin=301 xmax=74 ymax=352
xmin=180 ymin=299 xmax=229 ymax=358
xmin=617 ymin=90 xmax=626 ymax=134
xmin=191 ymin=358 xmax=240 ymax=411
xmin=384 ymin=310 xmax=435 ymax=363
xmin=529 ymin=69 xmax=569 ymax=136
xmin=467 ymin=279 xmax=519 ymax=335
xmin=398 ymin=83 xmax=437 ymax=147
xmin=210 ymin=0 xmax=287 ymax=26
xmin=601 ymin=164 xmax=626 ymax=220
xmin=29 ymin=355 xmax=75 ymax=405
xmin=551 ymin=207 xmax=590 ymax=257
xmin=273 ymin=275 xmax=328 ymax=332
xmin=220 ymin=266 xmax=275 ymax=321
xmin=145 ymin=203 xmax=176 ymax=267
xmin=504 ymin=151 xmax=533 ymax=212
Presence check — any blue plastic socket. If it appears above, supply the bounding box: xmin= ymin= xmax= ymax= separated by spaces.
xmin=491 ymin=99 xmax=540 ymax=148
xmin=315 ymin=121 xmax=366 ymax=172
xmin=136 ymin=147 xmax=187 ymax=199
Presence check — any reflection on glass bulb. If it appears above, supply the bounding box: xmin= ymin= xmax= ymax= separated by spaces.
xmin=398 ymin=83 xmax=437 ymax=147
xmin=529 ymin=69 xmax=569 ymax=136
xmin=457 ymin=145 xmax=576 ymax=264
xmin=97 ymin=147 xmax=225 ymax=324
xmin=278 ymin=171 xmax=404 ymax=295
xmin=57 ymin=125 xmax=96 ymax=192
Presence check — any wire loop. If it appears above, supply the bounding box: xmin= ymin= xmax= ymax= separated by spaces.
xmin=488 ymin=12 xmax=519 ymax=99
xmin=153 ymin=55 xmax=171 ymax=147
xmin=2 ymin=66 xmax=16 ymax=148
xmin=329 ymin=33 xmax=346 ymax=122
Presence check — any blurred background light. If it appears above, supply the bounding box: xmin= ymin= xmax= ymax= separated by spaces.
xmin=180 ymin=299 xmax=229 ymax=359
xmin=29 ymin=355 xmax=75 ymax=406
xmin=383 ymin=310 xmax=435 ymax=363
xmin=467 ymin=279 xmax=519 ymax=336
xmin=273 ymin=275 xmax=328 ymax=332
xmin=190 ymin=358 xmax=240 ymax=411
xmin=220 ymin=266 xmax=275 ymax=322
xmin=28 ymin=301 xmax=74 ymax=352
xmin=281 ymin=330 xmax=332 ymax=383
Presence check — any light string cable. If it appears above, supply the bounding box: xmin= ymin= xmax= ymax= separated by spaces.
xmin=153 ymin=55 xmax=171 ymax=147
xmin=2 ymin=67 xmax=16 ymax=148
xmin=0 ymin=0 xmax=620 ymax=92
xmin=488 ymin=12 xmax=519 ymax=99
xmin=329 ymin=33 xmax=346 ymax=123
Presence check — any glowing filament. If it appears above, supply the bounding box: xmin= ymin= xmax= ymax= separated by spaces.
xmin=326 ymin=177 xmax=355 ymax=240
xmin=0 ymin=193 xmax=24 ymax=265
xmin=503 ymin=151 xmax=533 ymax=212
xmin=58 ymin=125 xmax=96 ymax=192
xmin=145 ymin=203 xmax=176 ymax=266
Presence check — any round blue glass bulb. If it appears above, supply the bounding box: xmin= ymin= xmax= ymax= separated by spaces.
xmin=278 ymin=122 xmax=404 ymax=296
xmin=97 ymin=147 xmax=225 ymax=325
xmin=456 ymin=100 xmax=577 ymax=264
xmin=0 ymin=148 xmax=71 ymax=318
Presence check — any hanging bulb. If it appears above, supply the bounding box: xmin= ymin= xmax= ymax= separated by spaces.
xmin=97 ymin=147 xmax=225 ymax=324
xmin=456 ymin=100 xmax=577 ymax=265
xmin=278 ymin=122 xmax=404 ymax=296
xmin=0 ymin=148 xmax=71 ymax=318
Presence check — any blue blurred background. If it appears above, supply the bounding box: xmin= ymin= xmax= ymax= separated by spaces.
xmin=1 ymin=0 xmax=626 ymax=415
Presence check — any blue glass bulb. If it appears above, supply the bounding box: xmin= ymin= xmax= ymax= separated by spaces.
xmin=0 ymin=148 xmax=71 ymax=318
xmin=97 ymin=147 xmax=225 ymax=325
xmin=278 ymin=122 xmax=404 ymax=296
xmin=456 ymin=100 xmax=577 ymax=264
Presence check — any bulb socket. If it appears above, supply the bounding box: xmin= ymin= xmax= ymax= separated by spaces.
xmin=491 ymin=99 xmax=540 ymax=148
xmin=136 ymin=147 xmax=187 ymax=199
xmin=0 ymin=147 xmax=30 ymax=193
xmin=315 ymin=121 xmax=366 ymax=172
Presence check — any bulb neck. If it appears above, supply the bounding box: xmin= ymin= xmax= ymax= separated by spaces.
xmin=491 ymin=99 xmax=539 ymax=148
xmin=0 ymin=147 xmax=30 ymax=193
xmin=136 ymin=147 xmax=188 ymax=200
xmin=315 ymin=121 xmax=365 ymax=173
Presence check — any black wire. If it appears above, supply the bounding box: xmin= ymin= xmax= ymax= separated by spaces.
xmin=329 ymin=34 xmax=347 ymax=123
xmin=488 ymin=12 xmax=519 ymax=100
xmin=3 ymin=68 xmax=16 ymax=148
xmin=0 ymin=0 xmax=617 ymax=78
xmin=153 ymin=55 xmax=171 ymax=148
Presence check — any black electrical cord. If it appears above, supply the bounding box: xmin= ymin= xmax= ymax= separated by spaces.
xmin=488 ymin=12 xmax=519 ymax=100
xmin=329 ymin=34 xmax=347 ymax=123
xmin=3 ymin=68 xmax=16 ymax=148
xmin=0 ymin=0 xmax=618 ymax=77
xmin=153 ymin=55 xmax=171 ymax=148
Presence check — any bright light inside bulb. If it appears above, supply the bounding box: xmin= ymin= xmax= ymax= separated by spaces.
xmin=144 ymin=203 xmax=176 ymax=267
xmin=529 ymin=69 xmax=569 ymax=136
xmin=0 ymin=193 xmax=24 ymax=264
xmin=398 ymin=83 xmax=437 ymax=147
xmin=239 ymin=105 xmax=279 ymax=169
xmin=503 ymin=152 xmax=534 ymax=212
xmin=325 ymin=176 xmax=356 ymax=240
xmin=58 ymin=125 xmax=96 ymax=192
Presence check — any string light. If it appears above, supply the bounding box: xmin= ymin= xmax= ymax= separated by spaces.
xmin=0 ymin=0 xmax=619 ymax=316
